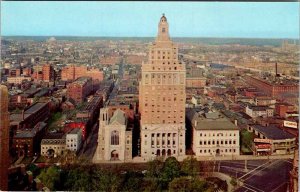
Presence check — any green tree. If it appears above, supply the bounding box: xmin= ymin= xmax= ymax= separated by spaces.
xmin=122 ymin=171 xmax=144 ymax=192
xmin=169 ymin=177 xmax=213 ymax=192
xmin=241 ymin=129 xmax=254 ymax=147
xmin=92 ymin=169 xmax=121 ymax=192
xmin=63 ymin=167 xmax=91 ymax=191
xmin=146 ymin=159 xmax=163 ymax=178
xmin=181 ymin=156 xmax=199 ymax=177
xmin=37 ymin=166 xmax=60 ymax=191
xmin=160 ymin=157 xmax=181 ymax=189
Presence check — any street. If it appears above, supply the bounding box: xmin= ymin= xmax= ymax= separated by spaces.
xmin=216 ymin=159 xmax=293 ymax=192
xmin=78 ymin=122 xmax=99 ymax=161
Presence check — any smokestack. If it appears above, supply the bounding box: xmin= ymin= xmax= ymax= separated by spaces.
xmin=275 ymin=62 xmax=278 ymax=76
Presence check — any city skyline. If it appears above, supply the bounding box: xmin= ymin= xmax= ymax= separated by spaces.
xmin=2 ymin=2 xmax=299 ymax=38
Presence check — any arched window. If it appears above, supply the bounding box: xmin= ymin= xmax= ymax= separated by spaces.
xmin=111 ymin=130 xmax=119 ymax=145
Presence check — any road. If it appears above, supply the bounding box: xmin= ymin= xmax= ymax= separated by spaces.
xmin=78 ymin=122 xmax=99 ymax=161
xmin=216 ymin=159 xmax=293 ymax=192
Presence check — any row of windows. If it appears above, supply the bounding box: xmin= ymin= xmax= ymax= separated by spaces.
xmin=144 ymin=86 xmax=184 ymax=91
xmin=199 ymin=149 xmax=236 ymax=153
xmin=145 ymin=133 xmax=177 ymax=138
xmin=199 ymin=133 xmax=237 ymax=137
xmin=199 ymin=140 xmax=237 ymax=145
xmin=151 ymin=56 xmax=177 ymax=60
xmin=151 ymin=50 xmax=177 ymax=55
xmin=67 ymin=144 xmax=77 ymax=148
xmin=151 ymin=140 xmax=176 ymax=146
xmin=42 ymin=146 xmax=65 ymax=150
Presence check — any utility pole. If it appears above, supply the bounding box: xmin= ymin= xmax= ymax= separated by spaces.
xmin=244 ymin=159 xmax=248 ymax=172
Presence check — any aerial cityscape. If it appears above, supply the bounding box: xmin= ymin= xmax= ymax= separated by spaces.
xmin=0 ymin=2 xmax=299 ymax=192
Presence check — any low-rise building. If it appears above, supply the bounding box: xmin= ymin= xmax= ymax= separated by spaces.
xmin=41 ymin=133 xmax=66 ymax=158
xmin=7 ymin=76 xmax=32 ymax=84
xmin=12 ymin=122 xmax=47 ymax=157
xmin=248 ymin=124 xmax=296 ymax=156
xmin=66 ymin=128 xmax=82 ymax=152
xmin=191 ymin=95 xmax=202 ymax=107
xmin=66 ymin=77 xmax=93 ymax=103
xmin=10 ymin=102 xmax=50 ymax=130
xmin=245 ymin=105 xmax=274 ymax=118
xmin=187 ymin=109 xmax=240 ymax=157
xmin=254 ymin=96 xmax=276 ymax=107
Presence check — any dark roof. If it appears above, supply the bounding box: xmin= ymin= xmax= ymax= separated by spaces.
xmin=43 ymin=132 xmax=65 ymax=140
xmin=251 ymin=124 xmax=295 ymax=140
xmin=25 ymin=102 xmax=48 ymax=114
xmin=14 ymin=122 xmax=47 ymax=138
xmin=247 ymin=105 xmax=272 ymax=111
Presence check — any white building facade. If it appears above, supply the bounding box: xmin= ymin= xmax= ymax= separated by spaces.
xmin=188 ymin=109 xmax=240 ymax=157
xmin=66 ymin=128 xmax=82 ymax=152
xmin=94 ymin=108 xmax=132 ymax=162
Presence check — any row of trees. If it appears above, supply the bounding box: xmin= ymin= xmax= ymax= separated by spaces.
xmin=37 ymin=157 xmax=215 ymax=191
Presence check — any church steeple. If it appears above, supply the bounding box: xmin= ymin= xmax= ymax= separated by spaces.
xmin=156 ymin=14 xmax=170 ymax=42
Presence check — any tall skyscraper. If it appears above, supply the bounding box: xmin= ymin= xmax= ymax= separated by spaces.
xmin=139 ymin=14 xmax=186 ymax=160
xmin=0 ymin=85 xmax=10 ymax=190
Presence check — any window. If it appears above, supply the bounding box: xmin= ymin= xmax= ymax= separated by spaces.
xmin=111 ymin=130 xmax=119 ymax=145
xmin=162 ymin=28 xmax=165 ymax=32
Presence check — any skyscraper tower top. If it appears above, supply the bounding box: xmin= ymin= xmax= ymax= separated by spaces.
xmin=156 ymin=14 xmax=170 ymax=42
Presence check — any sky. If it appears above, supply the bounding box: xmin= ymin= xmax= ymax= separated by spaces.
xmin=1 ymin=1 xmax=299 ymax=38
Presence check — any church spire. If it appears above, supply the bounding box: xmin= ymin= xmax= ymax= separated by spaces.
xmin=156 ymin=14 xmax=170 ymax=42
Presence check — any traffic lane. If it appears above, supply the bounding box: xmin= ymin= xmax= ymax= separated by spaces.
xmin=242 ymin=160 xmax=292 ymax=192
xmin=219 ymin=160 xmax=267 ymax=179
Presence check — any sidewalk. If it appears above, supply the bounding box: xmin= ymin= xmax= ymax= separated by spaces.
xmin=94 ymin=154 xmax=293 ymax=164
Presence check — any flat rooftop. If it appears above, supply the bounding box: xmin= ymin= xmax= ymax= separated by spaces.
xmin=187 ymin=109 xmax=238 ymax=131
xmin=251 ymin=124 xmax=295 ymax=140
xmin=25 ymin=102 xmax=48 ymax=114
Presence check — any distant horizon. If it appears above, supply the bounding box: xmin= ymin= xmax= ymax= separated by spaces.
xmin=3 ymin=35 xmax=298 ymax=40
xmin=2 ymin=2 xmax=299 ymax=38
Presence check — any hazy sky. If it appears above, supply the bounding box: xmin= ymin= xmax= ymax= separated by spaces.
xmin=2 ymin=1 xmax=299 ymax=38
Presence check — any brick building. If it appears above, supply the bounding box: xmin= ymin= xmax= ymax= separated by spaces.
xmin=66 ymin=77 xmax=93 ymax=103
xmin=61 ymin=65 xmax=104 ymax=81
xmin=42 ymin=64 xmax=55 ymax=82
xmin=10 ymin=102 xmax=50 ymax=130
xmin=244 ymin=75 xmax=298 ymax=103
xmin=12 ymin=122 xmax=47 ymax=157
xmin=139 ymin=15 xmax=186 ymax=160
xmin=0 ymin=85 xmax=10 ymax=191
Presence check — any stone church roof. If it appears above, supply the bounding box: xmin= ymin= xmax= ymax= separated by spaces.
xmin=109 ymin=109 xmax=126 ymax=125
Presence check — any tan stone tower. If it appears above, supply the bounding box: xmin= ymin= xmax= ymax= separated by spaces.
xmin=0 ymin=85 xmax=10 ymax=190
xmin=139 ymin=14 xmax=186 ymax=160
